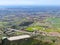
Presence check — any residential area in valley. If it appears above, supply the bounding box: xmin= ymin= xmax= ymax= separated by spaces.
xmin=0 ymin=6 xmax=60 ymax=45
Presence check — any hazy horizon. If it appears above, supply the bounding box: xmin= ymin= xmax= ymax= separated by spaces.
xmin=0 ymin=0 xmax=60 ymax=6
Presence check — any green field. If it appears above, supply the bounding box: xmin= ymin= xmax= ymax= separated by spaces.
xmin=26 ymin=26 xmax=43 ymax=32
xmin=47 ymin=17 xmax=60 ymax=28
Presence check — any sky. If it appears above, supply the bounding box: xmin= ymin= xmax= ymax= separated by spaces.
xmin=0 ymin=0 xmax=60 ymax=6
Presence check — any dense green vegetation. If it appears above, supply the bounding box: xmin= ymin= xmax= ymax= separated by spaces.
xmin=0 ymin=11 xmax=60 ymax=45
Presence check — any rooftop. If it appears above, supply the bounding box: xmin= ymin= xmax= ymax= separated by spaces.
xmin=7 ymin=35 xmax=31 ymax=41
